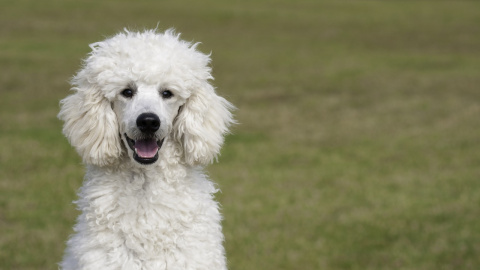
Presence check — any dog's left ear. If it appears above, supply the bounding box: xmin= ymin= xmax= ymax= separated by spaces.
xmin=173 ymin=81 xmax=234 ymax=166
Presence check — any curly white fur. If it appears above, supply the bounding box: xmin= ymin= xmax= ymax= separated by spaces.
xmin=58 ymin=29 xmax=234 ymax=270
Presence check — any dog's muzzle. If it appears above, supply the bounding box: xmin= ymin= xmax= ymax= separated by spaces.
xmin=124 ymin=113 xmax=164 ymax=165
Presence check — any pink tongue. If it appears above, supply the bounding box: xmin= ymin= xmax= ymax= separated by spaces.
xmin=135 ymin=139 xmax=159 ymax=158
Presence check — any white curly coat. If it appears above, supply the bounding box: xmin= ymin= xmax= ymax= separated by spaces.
xmin=58 ymin=29 xmax=234 ymax=270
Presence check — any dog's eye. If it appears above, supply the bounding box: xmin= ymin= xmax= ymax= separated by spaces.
xmin=121 ymin=89 xmax=134 ymax=98
xmin=161 ymin=90 xmax=173 ymax=99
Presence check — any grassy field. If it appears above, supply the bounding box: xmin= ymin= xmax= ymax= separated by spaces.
xmin=1 ymin=0 xmax=480 ymax=269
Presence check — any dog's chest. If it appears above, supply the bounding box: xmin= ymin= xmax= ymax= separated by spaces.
xmin=78 ymin=170 xmax=220 ymax=262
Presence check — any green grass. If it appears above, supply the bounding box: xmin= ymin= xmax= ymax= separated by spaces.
xmin=1 ymin=0 xmax=480 ymax=269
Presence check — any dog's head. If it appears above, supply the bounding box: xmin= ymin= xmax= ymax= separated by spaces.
xmin=58 ymin=29 xmax=234 ymax=167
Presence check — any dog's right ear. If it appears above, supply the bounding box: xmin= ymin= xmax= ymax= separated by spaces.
xmin=58 ymin=86 xmax=122 ymax=166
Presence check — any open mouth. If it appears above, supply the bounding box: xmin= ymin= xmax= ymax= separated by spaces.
xmin=124 ymin=133 xmax=164 ymax=165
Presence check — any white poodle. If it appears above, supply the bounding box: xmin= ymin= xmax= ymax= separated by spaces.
xmin=58 ymin=29 xmax=234 ymax=270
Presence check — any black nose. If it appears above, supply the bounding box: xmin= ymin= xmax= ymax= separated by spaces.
xmin=136 ymin=113 xmax=160 ymax=133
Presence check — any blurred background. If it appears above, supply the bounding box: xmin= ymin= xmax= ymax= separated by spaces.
xmin=1 ymin=0 xmax=479 ymax=269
